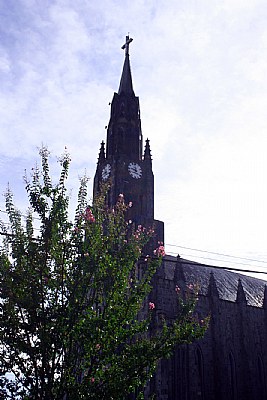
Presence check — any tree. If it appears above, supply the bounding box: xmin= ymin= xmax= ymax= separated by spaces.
xmin=0 ymin=147 xmax=208 ymax=400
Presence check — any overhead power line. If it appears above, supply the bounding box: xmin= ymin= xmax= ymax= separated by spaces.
xmin=1 ymin=208 xmax=266 ymax=266
xmin=0 ymin=220 xmax=266 ymax=276
xmin=0 ymin=230 xmax=266 ymax=276
xmin=167 ymin=250 xmax=267 ymax=269
xmin=166 ymin=243 xmax=267 ymax=264
xmin=165 ymin=257 xmax=267 ymax=276
xmin=1 ymin=208 xmax=266 ymax=264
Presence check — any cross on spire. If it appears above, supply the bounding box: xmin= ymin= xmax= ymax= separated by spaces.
xmin=121 ymin=35 xmax=133 ymax=56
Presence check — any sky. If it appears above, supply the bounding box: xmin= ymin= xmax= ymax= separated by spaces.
xmin=1 ymin=0 xmax=267 ymax=278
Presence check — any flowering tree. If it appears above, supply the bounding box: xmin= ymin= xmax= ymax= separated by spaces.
xmin=0 ymin=147 xmax=208 ymax=400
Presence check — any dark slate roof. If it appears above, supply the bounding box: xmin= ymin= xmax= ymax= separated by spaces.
xmin=118 ymin=54 xmax=134 ymax=96
xmin=164 ymin=255 xmax=267 ymax=307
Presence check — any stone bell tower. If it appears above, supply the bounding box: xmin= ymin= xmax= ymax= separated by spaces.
xmin=93 ymin=36 xmax=164 ymax=245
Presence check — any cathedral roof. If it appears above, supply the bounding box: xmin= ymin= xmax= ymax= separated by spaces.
xmin=163 ymin=255 xmax=266 ymax=307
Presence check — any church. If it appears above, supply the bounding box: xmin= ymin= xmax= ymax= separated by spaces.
xmin=93 ymin=36 xmax=267 ymax=400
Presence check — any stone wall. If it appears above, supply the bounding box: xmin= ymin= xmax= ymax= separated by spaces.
xmin=147 ymin=257 xmax=267 ymax=400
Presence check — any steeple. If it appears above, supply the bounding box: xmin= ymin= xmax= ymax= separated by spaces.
xmin=118 ymin=36 xmax=134 ymax=96
xmin=105 ymin=35 xmax=141 ymax=161
xmin=93 ymin=35 xmax=164 ymax=246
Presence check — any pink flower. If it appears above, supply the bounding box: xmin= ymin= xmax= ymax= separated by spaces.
xmin=96 ymin=343 xmax=101 ymax=350
xmin=84 ymin=207 xmax=95 ymax=223
xmin=90 ymin=377 xmax=95 ymax=383
xmin=153 ymin=245 xmax=166 ymax=257
xmin=128 ymin=201 xmax=133 ymax=207
xmin=149 ymin=302 xmax=155 ymax=310
xmin=175 ymin=285 xmax=180 ymax=293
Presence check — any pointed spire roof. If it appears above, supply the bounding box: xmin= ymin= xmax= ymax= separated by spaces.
xmin=144 ymin=138 xmax=152 ymax=162
xmin=174 ymin=255 xmax=186 ymax=282
xmin=236 ymin=278 xmax=247 ymax=304
xmin=118 ymin=36 xmax=135 ymax=96
xmin=97 ymin=141 xmax=106 ymax=164
xmin=207 ymin=272 xmax=219 ymax=298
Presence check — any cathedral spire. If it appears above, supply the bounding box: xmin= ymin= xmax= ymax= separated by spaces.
xmin=118 ymin=36 xmax=135 ymax=96
xmin=93 ymin=35 xmax=164 ymax=246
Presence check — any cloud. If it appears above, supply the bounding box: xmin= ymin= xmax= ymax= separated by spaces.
xmin=1 ymin=0 xmax=267 ymax=274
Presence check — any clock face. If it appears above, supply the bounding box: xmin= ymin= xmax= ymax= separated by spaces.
xmin=102 ymin=164 xmax=111 ymax=181
xmin=128 ymin=162 xmax=142 ymax=179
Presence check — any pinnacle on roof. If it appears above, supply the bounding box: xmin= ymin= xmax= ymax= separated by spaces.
xmin=236 ymin=278 xmax=247 ymax=304
xmin=118 ymin=35 xmax=135 ymax=96
xmin=97 ymin=141 xmax=105 ymax=163
xmin=144 ymin=138 xmax=152 ymax=161
xmin=207 ymin=272 xmax=219 ymax=298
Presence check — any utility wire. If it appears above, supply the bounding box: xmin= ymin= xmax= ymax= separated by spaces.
xmin=166 ymin=243 xmax=267 ymax=264
xmin=0 ymin=230 xmax=266 ymax=276
xmin=1 ymin=209 xmax=267 ymax=274
xmin=1 ymin=214 xmax=265 ymax=265
xmin=1 ymin=207 xmax=264 ymax=264
xmin=165 ymin=258 xmax=267 ymax=276
xmin=167 ymin=251 xmax=267 ymax=269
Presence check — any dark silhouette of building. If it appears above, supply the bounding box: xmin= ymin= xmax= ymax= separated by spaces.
xmin=93 ymin=36 xmax=164 ymax=247
xmin=93 ymin=36 xmax=267 ymax=400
